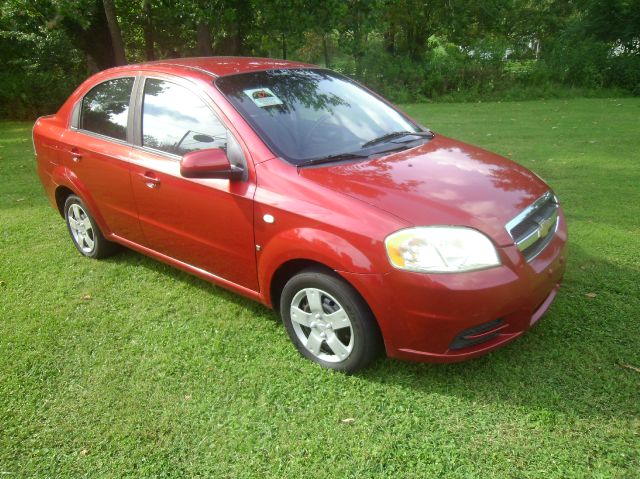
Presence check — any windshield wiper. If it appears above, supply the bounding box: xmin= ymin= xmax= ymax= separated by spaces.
xmin=297 ymin=152 xmax=369 ymax=168
xmin=361 ymin=130 xmax=434 ymax=148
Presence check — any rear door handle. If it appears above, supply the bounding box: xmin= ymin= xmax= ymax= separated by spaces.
xmin=138 ymin=171 xmax=161 ymax=189
xmin=70 ymin=148 xmax=82 ymax=163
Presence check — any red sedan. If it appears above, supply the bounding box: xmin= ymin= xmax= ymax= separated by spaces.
xmin=33 ymin=57 xmax=567 ymax=372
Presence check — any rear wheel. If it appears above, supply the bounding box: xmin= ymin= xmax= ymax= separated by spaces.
xmin=280 ymin=268 xmax=382 ymax=373
xmin=64 ymin=195 xmax=117 ymax=259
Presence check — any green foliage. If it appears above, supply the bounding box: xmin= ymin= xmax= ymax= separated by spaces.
xmin=0 ymin=0 xmax=639 ymax=118
xmin=2 ymin=99 xmax=640 ymax=476
xmin=0 ymin=3 xmax=86 ymax=118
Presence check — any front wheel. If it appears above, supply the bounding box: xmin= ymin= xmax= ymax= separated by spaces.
xmin=64 ymin=195 xmax=118 ymax=259
xmin=280 ymin=268 xmax=383 ymax=373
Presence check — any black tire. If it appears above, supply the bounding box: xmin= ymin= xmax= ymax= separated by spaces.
xmin=64 ymin=195 xmax=118 ymax=259
xmin=280 ymin=268 xmax=383 ymax=373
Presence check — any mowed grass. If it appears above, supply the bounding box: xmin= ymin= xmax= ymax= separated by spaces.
xmin=1 ymin=98 xmax=639 ymax=478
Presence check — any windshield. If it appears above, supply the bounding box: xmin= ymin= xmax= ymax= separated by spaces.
xmin=215 ymin=69 xmax=422 ymax=165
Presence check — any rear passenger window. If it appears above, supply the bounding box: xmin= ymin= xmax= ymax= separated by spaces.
xmin=142 ymin=78 xmax=227 ymax=156
xmin=80 ymin=77 xmax=134 ymax=141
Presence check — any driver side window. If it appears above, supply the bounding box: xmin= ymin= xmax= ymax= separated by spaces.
xmin=141 ymin=78 xmax=227 ymax=156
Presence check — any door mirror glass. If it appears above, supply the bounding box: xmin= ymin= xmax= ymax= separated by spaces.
xmin=180 ymin=148 xmax=244 ymax=180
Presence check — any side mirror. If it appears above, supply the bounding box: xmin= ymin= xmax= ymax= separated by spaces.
xmin=180 ymin=148 xmax=244 ymax=180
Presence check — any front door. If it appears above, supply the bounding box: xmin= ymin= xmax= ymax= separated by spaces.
xmin=129 ymin=77 xmax=258 ymax=290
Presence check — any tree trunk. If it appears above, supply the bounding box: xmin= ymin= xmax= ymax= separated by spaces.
xmin=102 ymin=0 xmax=126 ymax=65
xmin=197 ymin=21 xmax=213 ymax=56
xmin=383 ymin=24 xmax=396 ymax=55
xmin=86 ymin=53 xmax=99 ymax=75
xmin=354 ymin=28 xmax=364 ymax=78
xmin=352 ymin=9 xmax=365 ymax=78
xmin=143 ymin=0 xmax=155 ymax=60
xmin=281 ymin=33 xmax=287 ymax=59
xmin=322 ymin=33 xmax=330 ymax=67
xmin=232 ymin=0 xmax=251 ymax=55
xmin=60 ymin=0 xmax=117 ymax=70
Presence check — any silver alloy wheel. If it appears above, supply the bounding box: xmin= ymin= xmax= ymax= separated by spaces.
xmin=289 ymin=287 xmax=354 ymax=363
xmin=67 ymin=203 xmax=96 ymax=254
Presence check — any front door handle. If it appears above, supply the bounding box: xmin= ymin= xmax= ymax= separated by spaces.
xmin=138 ymin=172 xmax=161 ymax=189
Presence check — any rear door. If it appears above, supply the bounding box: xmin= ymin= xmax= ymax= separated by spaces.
xmin=128 ymin=75 xmax=258 ymax=290
xmin=60 ymin=76 xmax=144 ymax=243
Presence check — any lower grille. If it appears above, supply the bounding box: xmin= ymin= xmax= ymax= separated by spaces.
xmin=449 ymin=319 xmax=506 ymax=350
xmin=506 ymin=191 xmax=559 ymax=262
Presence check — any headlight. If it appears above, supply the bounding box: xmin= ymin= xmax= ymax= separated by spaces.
xmin=385 ymin=226 xmax=501 ymax=273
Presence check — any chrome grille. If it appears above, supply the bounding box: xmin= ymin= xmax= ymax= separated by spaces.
xmin=506 ymin=191 xmax=559 ymax=262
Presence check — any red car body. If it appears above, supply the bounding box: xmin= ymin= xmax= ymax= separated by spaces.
xmin=34 ymin=57 xmax=567 ymax=363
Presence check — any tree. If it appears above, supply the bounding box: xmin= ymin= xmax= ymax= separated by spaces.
xmin=1 ymin=0 xmax=639 ymax=119
xmin=102 ymin=0 xmax=126 ymax=64
xmin=55 ymin=0 xmax=119 ymax=70
xmin=306 ymin=0 xmax=345 ymax=67
xmin=142 ymin=0 xmax=154 ymax=60
xmin=339 ymin=0 xmax=380 ymax=76
xmin=583 ymin=0 xmax=640 ymax=51
xmin=196 ymin=20 xmax=213 ymax=55
xmin=257 ymin=0 xmax=308 ymax=59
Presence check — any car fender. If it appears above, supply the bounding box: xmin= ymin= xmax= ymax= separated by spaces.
xmin=258 ymin=227 xmax=384 ymax=305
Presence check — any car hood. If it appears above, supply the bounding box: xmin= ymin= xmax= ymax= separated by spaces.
xmin=298 ymin=135 xmax=550 ymax=246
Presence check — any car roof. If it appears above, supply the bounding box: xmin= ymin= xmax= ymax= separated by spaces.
xmin=107 ymin=56 xmax=316 ymax=78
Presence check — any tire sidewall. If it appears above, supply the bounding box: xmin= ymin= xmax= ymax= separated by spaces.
xmin=64 ymin=195 xmax=100 ymax=259
xmin=280 ymin=270 xmax=380 ymax=373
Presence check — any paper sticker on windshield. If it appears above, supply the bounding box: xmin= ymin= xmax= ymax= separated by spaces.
xmin=244 ymin=88 xmax=283 ymax=107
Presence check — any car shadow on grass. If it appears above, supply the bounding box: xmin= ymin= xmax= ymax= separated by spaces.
xmin=106 ymin=243 xmax=638 ymax=420
xmin=104 ymin=247 xmax=278 ymax=323
xmin=361 ymin=242 xmax=640 ymax=420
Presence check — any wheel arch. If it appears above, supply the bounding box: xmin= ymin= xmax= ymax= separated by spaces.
xmin=270 ymin=259 xmax=335 ymax=313
xmin=269 ymin=258 xmax=383 ymax=343
xmin=259 ymin=226 xmax=383 ymax=296
xmin=54 ymin=185 xmax=75 ymax=217
xmin=51 ymin=167 xmax=112 ymax=237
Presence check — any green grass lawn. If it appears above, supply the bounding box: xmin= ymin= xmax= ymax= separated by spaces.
xmin=1 ymin=98 xmax=639 ymax=478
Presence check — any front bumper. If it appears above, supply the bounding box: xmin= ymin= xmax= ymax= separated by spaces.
xmin=342 ymin=211 xmax=568 ymax=363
